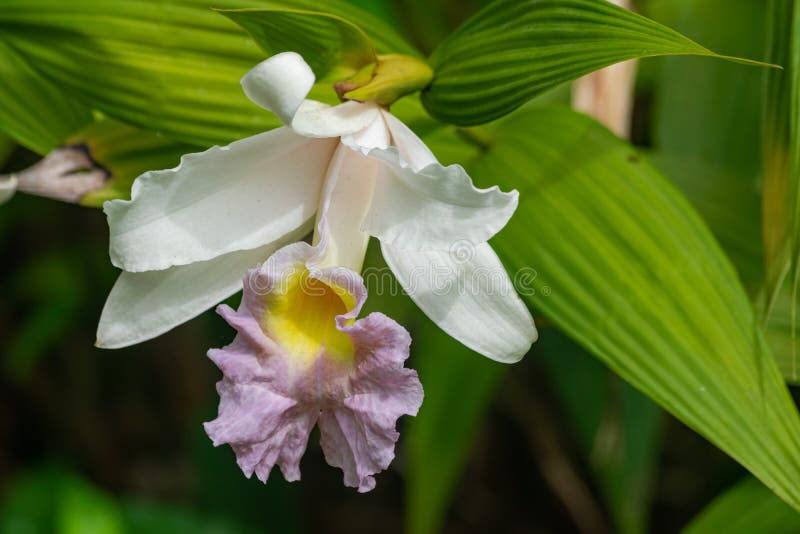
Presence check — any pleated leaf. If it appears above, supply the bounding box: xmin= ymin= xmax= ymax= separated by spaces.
xmin=0 ymin=36 xmax=92 ymax=154
xmin=650 ymin=154 xmax=764 ymax=292
xmin=422 ymin=0 xmax=772 ymax=126
xmin=643 ymin=0 xmax=800 ymax=384
xmin=645 ymin=0 xmax=767 ymax=293
xmin=682 ymin=478 xmax=800 ymax=534
xmin=764 ymin=285 xmax=800 ymax=383
xmin=761 ymin=0 xmax=796 ymax=321
xmin=0 ymin=0 xmax=415 ymax=146
xmin=468 ymin=106 xmax=800 ymax=510
xmin=649 ymin=0 xmax=766 ymax=181
xmin=219 ymin=8 xmax=376 ymax=79
xmin=650 ymin=154 xmax=800 ymax=384
xmin=760 ymin=0 xmax=800 ymax=383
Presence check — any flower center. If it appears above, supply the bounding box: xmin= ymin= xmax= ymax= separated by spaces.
xmin=263 ymin=268 xmax=355 ymax=366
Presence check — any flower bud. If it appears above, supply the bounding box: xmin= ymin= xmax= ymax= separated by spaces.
xmin=336 ymin=54 xmax=433 ymax=106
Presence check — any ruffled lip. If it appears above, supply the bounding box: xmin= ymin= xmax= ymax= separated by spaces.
xmin=204 ymin=240 xmax=423 ymax=492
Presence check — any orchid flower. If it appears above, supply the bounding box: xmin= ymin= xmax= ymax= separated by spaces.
xmin=96 ymin=51 xmax=537 ymax=490
xmin=96 ymin=51 xmax=537 ymax=363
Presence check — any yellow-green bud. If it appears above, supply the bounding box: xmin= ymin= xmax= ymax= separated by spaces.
xmin=335 ymin=54 xmax=433 ymax=107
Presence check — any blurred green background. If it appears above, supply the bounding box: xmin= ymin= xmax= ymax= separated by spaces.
xmin=2 ymin=0 xmax=799 ymax=533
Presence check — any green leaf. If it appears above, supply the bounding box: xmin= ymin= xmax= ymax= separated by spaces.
xmin=57 ymin=477 xmax=123 ymax=534
xmin=0 ymin=0 xmax=416 ymax=146
xmin=760 ymin=0 xmax=800 ymax=383
xmin=468 ymin=106 xmax=800 ymax=510
xmin=640 ymin=0 xmax=800 ymax=384
xmin=643 ymin=0 xmax=767 ymax=292
xmin=422 ymin=0 xmax=773 ymax=126
xmin=647 ymin=0 xmax=766 ymax=178
xmin=761 ymin=0 xmax=796 ymax=318
xmin=642 ymin=0 xmax=800 ymax=384
xmin=218 ymin=8 xmax=376 ymax=80
xmin=0 ymin=134 xmax=14 ymax=167
xmin=682 ymin=478 xmax=800 ymax=534
xmin=649 ymin=154 xmax=764 ymax=293
xmin=0 ymin=36 xmax=92 ymax=154
xmin=650 ymin=152 xmax=800 ymax=384
xmin=764 ymin=282 xmax=800 ymax=383
xmin=647 ymin=153 xmax=800 ymax=384
xmin=0 ymin=466 xmax=123 ymax=534
xmin=405 ymin=316 xmax=505 ymax=534
xmin=340 ymin=0 xmax=396 ymax=26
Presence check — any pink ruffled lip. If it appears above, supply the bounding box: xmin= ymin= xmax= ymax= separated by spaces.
xmin=203 ymin=241 xmax=423 ymax=492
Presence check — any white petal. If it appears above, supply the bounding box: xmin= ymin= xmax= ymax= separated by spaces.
xmin=362 ymin=147 xmax=518 ymax=251
xmin=382 ymin=241 xmax=536 ymax=363
xmin=292 ymin=100 xmax=381 ymax=138
xmin=241 ymin=52 xmax=315 ymax=125
xmin=345 ymin=111 xmax=391 ymax=151
xmin=310 ymin=116 xmax=390 ymax=270
xmin=96 ymin=223 xmax=311 ymax=349
xmin=381 ymin=110 xmax=436 ymax=170
xmin=0 ymin=175 xmax=17 ymax=204
xmin=105 ymin=127 xmax=336 ymax=272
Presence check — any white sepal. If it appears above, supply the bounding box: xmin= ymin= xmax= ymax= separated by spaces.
xmin=363 ymin=147 xmax=518 ymax=251
xmin=97 ymin=222 xmax=312 ymax=349
xmin=106 ymin=127 xmax=336 ymax=272
xmin=381 ymin=240 xmax=536 ymax=363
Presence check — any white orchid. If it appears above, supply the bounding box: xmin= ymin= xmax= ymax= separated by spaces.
xmin=96 ymin=51 xmax=536 ymax=363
